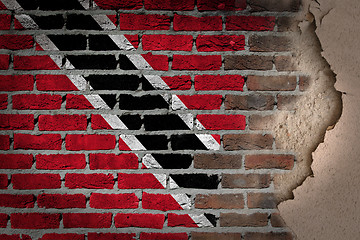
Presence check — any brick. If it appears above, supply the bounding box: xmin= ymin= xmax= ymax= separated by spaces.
xmin=299 ymin=76 xmax=311 ymax=91
xmin=174 ymin=15 xmax=222 ymax=31
xmin=224 ymin=55 xmax=273 ymax=70
xmin=195 ymin=75 xmax=244 ymax=91
xmin=244 ymin=232 xmax=293 ymax=240
xmin=39 ymin=114 xmax=87 ymax=131
xmin=247 ymin=193 xmax=279 ymax=209
xmin=36 ymin=75 xmax=79 ymax=91
xmin=0 ymin=174 xmax=7 ymax=189
xmin=13 ymin=56 xmax=60 ymax=70
xmin=145 ymin=0 xmax=194 ymax=10
xmin=173 ymin=55 xmax=221 ymax=70
xmin=167 ymin=213 xmax=201 ymax=227
xmin=119 ymin=94 xmax=168 ymax=110
xmin=247 ymin=75 xmax=297 ymax=91
xmin=223 ymin=134 xmax=273 ymax=150
xmin=195 ymin=194 xmax=244 ymax=209
xmin=277 ymin=17 xmax=299 ymax=32
xmin=142 ymin=192 xmax=183 ymax=211
xmin=249 ymin=114 xmax=275 ymax=130
xmin=14 ymin=134 xmax=62 ymax=150
xmin=196 ymin=35 xmax=245 ymax=51
xmin=192 ymin=232 xmax=242 ymax=240
xmin=94 ymin=0 xmax=142 ymax=9
xmin=0 ymin=114 xmax=34 ymax=130
xmin=124 ymin=34 xmax=139 ymax=49
xmin=142 ymin=35 xmax=193 ymax=51
xmin=140 ymin=233 xmax=188 ymax=240
xmin=0 ymin=14 xmax=11 ymax=30
xmin=0 ymin=194 xmax=35 ymax=208
xmin=68 ymin=55 xmax=117 ymax=69
xmin=161 ymin=76 xmax=192 ymax=90
xmin=39 ymin=233 xmax=85 ymax=240
xmin=36 ymin=154 xmax=86 ymax=170
xmin=271 ymin=213 xmax=287 ymax=227
xmin=0 ymin=55 xmax=9 ymax=69
xmin=38 ymin=194 xmax=86 ymax=209
xmin=222 ymin=174 xmax=271 ymax=188
xmin=63 ymin=213 xmax=112 ymax=228
xmin=142 ymin=53 xmax=169 ymax=70
xmin=0 ymin=35 xmax=34 ymax=50
xmin=90 ymin=193 xmax=139 ymax=209
xmin=66 ymin=94 xmax=94 ymax=109
xmin=245 ymin=154 xmax=295 ymax=169
xmin=11 ymin=213 xmax=60 ymax=229
xmin=0 ymin=94 xmax=7 ymax=109
xmin=118 ymin=173 xmax=165 ymax=189
xmin=89 ymin=153 xmax=138 ymax=169
xmin=198 ymin=0 xmax=246 ymax=11
xmin=65 ymin=134 xmax=116 ymax=151
xmin=115 ymin=213 xmax=165 ymax=229
xmin=13 ymin=94 xmax=62 ymax=110
xmin=275 ymin=55 xmax=298 ymax=71
xmin=194 ymin=154 xmax=242 ymax=169
xmin=120 ymin=14 xmax=170 ymax=30
xmin=171 ymin=134 xmax=220 ymax=151
xmin=170 ymin=174 xmax=219 ymax=189
xmin=65 ymin=173 xmax=114 ymax=189
xmin=119 ymin=135 xmax=168 ymax=151
xmin=0 ymin=234 xmax=31 ymax=240
xmin=225 ymin=94 xmax=275 ymax=110
xmin=277 ymin=95 xmax=300 ymax=110
xmin=249 ymin=35 xmax=292 ymax=52
xmin=0 ymin=154 xmax=33 ymax=169
xmin=88 ymin=233 xmax=136 ymax=240
xmin=220 ymin=213 xmax=268 ymax=227
xmin=0 ymin=135 xmax=9 ymax=150
xmin=248 ymin=0 xmax=300 ymax=12
xmin=226 ymin=16 xmax=275 ymax=31
xmin=196 ymin=114 xmax=246 ymax=130
xmin=12 ymin=174 xmax=61 ymax=190
xmin=173 ymin=95 xmax=222 ymax=110
xmin=0 ymin=213 xmax=7 ymax=228
xmin=0 ymin=75 xmax=34 ymax=91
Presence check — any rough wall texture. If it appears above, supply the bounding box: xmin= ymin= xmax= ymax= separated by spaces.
xmin=0 ymin=0 xmax=343 ymax=239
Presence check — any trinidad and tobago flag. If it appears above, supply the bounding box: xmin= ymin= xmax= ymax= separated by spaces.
xmin=0 ymin=0 xmax=248 ymax=234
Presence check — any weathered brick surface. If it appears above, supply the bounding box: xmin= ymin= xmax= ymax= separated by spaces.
xmin=194 ymin=154 xmax=242 ymax=169
xmin=222 ymin=174 xmax=271 ymax=189
xmin=225 ymin=94 xmax=275 ymax=110
xmin=249 ymin=35 xmax=293 ymax=52
xmin=247 ymin=75 xmax=297 ymax=91
xmin=195 ymin=194 xmax=244 ymax=209
xmin=223 ymin=134 xmax=273 ymax=150
xmin=220 ymin=212 xmax=268 ymax=227
xmin=225 ymin=55 xmax=273 ymax=70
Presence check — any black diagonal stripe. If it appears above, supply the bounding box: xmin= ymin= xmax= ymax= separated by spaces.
xmin=119 ymin=115 xmax=142 ymax=130
xmin=204 ymin=214 xmax=216 ymax=227
xmin=66 ymin=55 xmax=117 ymax=69
xmin=170 ymin=174 xmax=219 ymax=189
xmin=48 ymin=35 xmax=87 ymax=50
xmin=16 ymin=0 xmax=38 ymax=9
xmin=32 ymin=15 xmax=64 ymax=29
xmin=144 ymin=115 xmax=191 ymax=131
xmin=17 ymin=0 xmax=85 ymax=10
xmin=136 ymin=135 xmax=168 ymax=150
xmin=171 ymin=135 xmax=208 ymax=150
xmin=86 ymin=75 xmax=141 ymax=91
xmin=119 ymin=95 xmax=168 ymax=110
xmin=118 ymin=55 xmax=138 ymax=70
xmin=142 ymin=78 xmax=156 ymax=91
xmin=151 ymin=154 xmax=192 ymax=169
xmin=89 ymin=35 xmax=122 ymax=51
xmin=67 ymin=14 xmax=103 ymax=30
xmin=99 ymin=94 xmax=117 ymax=109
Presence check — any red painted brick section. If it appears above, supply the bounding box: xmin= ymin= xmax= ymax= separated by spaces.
xmin=172 ymin=55 xmax=221 ymax=70
xmin=0 ymin=75 xmax=34 ymax=91
xmin=196 ymin=114 xmax=246 ymax=130
xmin=37 ymin=194 xmax=86 ymax=209
xmin=115 ymin=213 xmax=165 ymax=229
xmin=38 ymin=114 xmax=87 ymax=131
xmin=196 ymin=35 xmax=245 ymax=51
xmin=65 ymin=173 xmax=114 ymax=189
xmin=65 ymin=134 xmax=116 ymax=150
xmin=0 ymin=55 xmax=9 ymax=69
xmin=0 ymin=194 xmax=35 ymax=208
xmin=245 ymin=154 xmax=295 ymax=170
xmin=11 ymin=213 xmax=60 ymax=229
xmin=88 ymin=233 xmax=136 ymax=240
xmin=175 ymin=95 xmax=222 ymax=110
xmin=162 ymin=76 xmax=192 ymax=90
xmin=0 ymin=174 xmax=7 ymax=189
xmin=142 ymin=53 xmax=169 ymax=70
xmin=14 ymin=134 xmax=62 ymax=150
xmin=0 ymin=213 xmax=8 ymax=228
xmin=142 ymin=35 xmax=193 ymax=51
xmin=94 ymin=0 xmax=142 ymax=9
xmin=174 ymin=15 xmax=222 ymax=31
xmin=167 ymin=213 xmax=197 ymax=227
xmin=13 ymin=56 xmax=60 ymax=70
xmin=63 ymin=213 xmax=112 ymax=228
xmin=120 ymin=14 xmax=170 ymax=30
xmin=0 ymin=234 xmax=32 ymax=240
xmin=145 ymin=0 xmax=194 ymax=10
xmin=140 ymin=233 xmax=188 ymax=240
xmin=0 ymin=135 xmax=10 ymax=150
xmin=0 ymin=14 xmax=11 ymax=30
xmin=36 ymin=75 xmax=78 ymax=91
xmin=0 ymin=94 xmax=7 ymax=109
xmin=142 ymin=192 xmax=182 ymax=211
xmin=90 ymin=193 xmax=139 ymax=209
xmin=36 ymin=154 xmax=86 ymax=170
xmin=197 ymin=0 xmax=246 ymax=11
xmin=66 ymin=94 xmax=94 ymax=109
xmin=0 ymin=114 xmax=34 ymax=130
xmin=13 ymin=94 xmax=62 ymax=110
xmin=226 ymin=16 xmax=276 ymax=31
xmin=39 ymin=233 xmax=85 ymax=240
xmin=0 ymin=35 xmax=34 ymax=50
xmin=12 ymin=174 xmax=61 ymax=189
xmin=118 ymin=173 xmax=165 ymax=189
xmin=0 ymin=154 xmax=33 ymax=169
xmin=89 ymin=153 xmax=138 ymax=169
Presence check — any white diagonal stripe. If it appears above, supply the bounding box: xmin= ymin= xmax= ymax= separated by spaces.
xmin=169 ymin=176 xmax=180 ymax=189
xmin=178 ymin=114 xmax=193 ymax=129
xmin=143 ymin=75 xmax=170 ymax=90
xmin=2 ymin=0 xmax=22 ymax=10
xmin=195 ymin=119 xmax=206 ymax=130
xmin=195 ymin=134 xmax=220 ymax=150
xmin=127 ymin=55 xmax=153 ymax=69
xmin=85 ymin=95 xmax=111 ymax=109
xmin=120 ymin=135 xmax=146 ymax=151
xmin=171 ymin=193 xmax=191 ymax=210
xmin=189 ymin=214 xmax=213 ymax=227
xmin=68 ymin=75 xmax=87 ymax=91
xmin=93 ymin=15 xmax=117 ymax=30
xmin=172 ymin=95 xmax=187 ymax=110
xmin=15 ymin=14 xmax=39 ymax=29
xmin=101 ymin=114 xmax=127 ymax=129
xmin=142 ymin=154 xmax=162 ymax=169
xmin=109 ymin=35 xmax=136 ymax=50
xmin=35 ymin=35 xmax=59 ymax=51
xmin=154 ymin=174 xmax=166 ymax=188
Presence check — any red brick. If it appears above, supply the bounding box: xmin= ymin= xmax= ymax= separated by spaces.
xmin=38 ymin=114 xmax=87 ymax=131
xmin=125 ymin=34 xmax=139 ymax=49
xmin=0 ymin=234 xmax=31 ymax=240
xmin=271 ymin=213 xmax=287 ymax=227
xmin=12 ymin=174 xmax=61 ymax=189
xmin=195 ymin=194 xmax=244 ymax=209
xmin=191 ymin=232 xmax=242 ymax=240
xmin=161 ymin=76 xmax=192 ymax=90
xmin=0 ymin=94 xmax=7 ymax=109
xmin=195 ymin=75 xmax=244 ymax=91
xmin=0 ymin=14 xmax=11 ymax=30
xmin=66 ymin=94 xmax=94 ymax=109
xmin=247 ymin=193 xmax=279 ymax=209
xmin=140 ymin=233 xmax=188 ymax=240
xmin=0 ymin=35 xmax=33 ymax=50
xmin=14 ymin=134 xmax=61 ymax=150
xmin=226 ymin=16 xmax=275 ymax=31
xmin=248 ymin=0 xmax=300 ymax=12
xmin=197 ymin=0 xmax=246 ymax=11
xmin=249 ymin=35 xmax=292 ymax=52
xmin=36 ymin=75 xmax=78 ymax=91
xmin=0 ymin=55 xmax=9 ymax=69
xmin=63 ymin=213 xmax=112 ymax=228
xmin=90 ymin=193 xmax=139 ymax=209
xmin=0 ymin=194 xmax=34 ymax=208
xmin=142 ymin=53 xmax=168 ymax=70
xmin=0 ymin=154 xmax=33 ymax=169
xmin=142 ymin=192 xmax=183 ymax=211
xmin=0 ymin=75 xmax=34 ymax=91
xmin=244 ymin=232 xmax=293 ymax=240
xmin=142 ymin=35 xmax=193 ymax=51
xmin=222 ymin=174 xmax=271 ymax=188
xmin=167 ymin=213 xmax=198 ymax=227
xmin=11 ymin=213 xmax=60 ymax=229
xmin=89 ymin=153 xmax=138 ymax=169
xmin=65 ymin=173 xmax=114 ymax=189
xmin=247 ymin=75 xmax=297 ymax=91
xmin=174 ymin=15 xmax=222 ymax=31
xmin=145 ymin=0 xmax=194 ymax=10
xmin=174 ymin=95 xmax=222 ymax=110
xmin=172 ymin=55 xmax=221 ymax=71
xmin=220 ymin=213 xmax=268 ymax=227
xmin=37 ymin=193 xmax=86 ymax=209
xmin=13 ymin=56 xmax=60 ymax=70
xmin=196 ymin=35 xmax=245 ymax=51
xmin=115 ymin=213 xmax=165 ymax=229
xmin=196 ymin=114 xmax=246 ymax=130
xmin=39 ymin=233 xmax=85 ymax=240
xmin=0 ymin=174 xmax=7 ymax=189
xmin=12 ymin=94 xmax=62 ymax=110
xmin=118 ymin=173 xmax=165 ymax=189
xmin=0 ymin=114 xmax=34 ymax=130
xmin=224 ymin=55 xmax=273 ymax=70
xmin=36 ymin=154 xmax=86 ymax=170
xmin=0 ymin=135 xmax=9 ymax=150
xmin=224 ymin=134 xmax=273 ymax=150
xmin=120 ymin=14 xmax=170 ymax=30
xmin=88 ymin=233 xmax=136 ymax=240
xmin=0 ymin=213 xmax=7 ymax=228
xmin=245 ymin=154 xmax=295 ymax=170
xmin=94 ymin=0 xmax=142 ymax=9
xmin=194 ymin=154 xmax=242 ymax=169
xmin=65 ymin=134 xmax=116 ymax=151
xmin=249 ymin=114 xmax=275 ymax=130
xmin=225 ymin=94 xmax=275 ymax=110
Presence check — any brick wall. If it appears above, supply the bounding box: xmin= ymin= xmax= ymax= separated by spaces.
xmin=0 ymin=0 xmax=303 ymax=239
